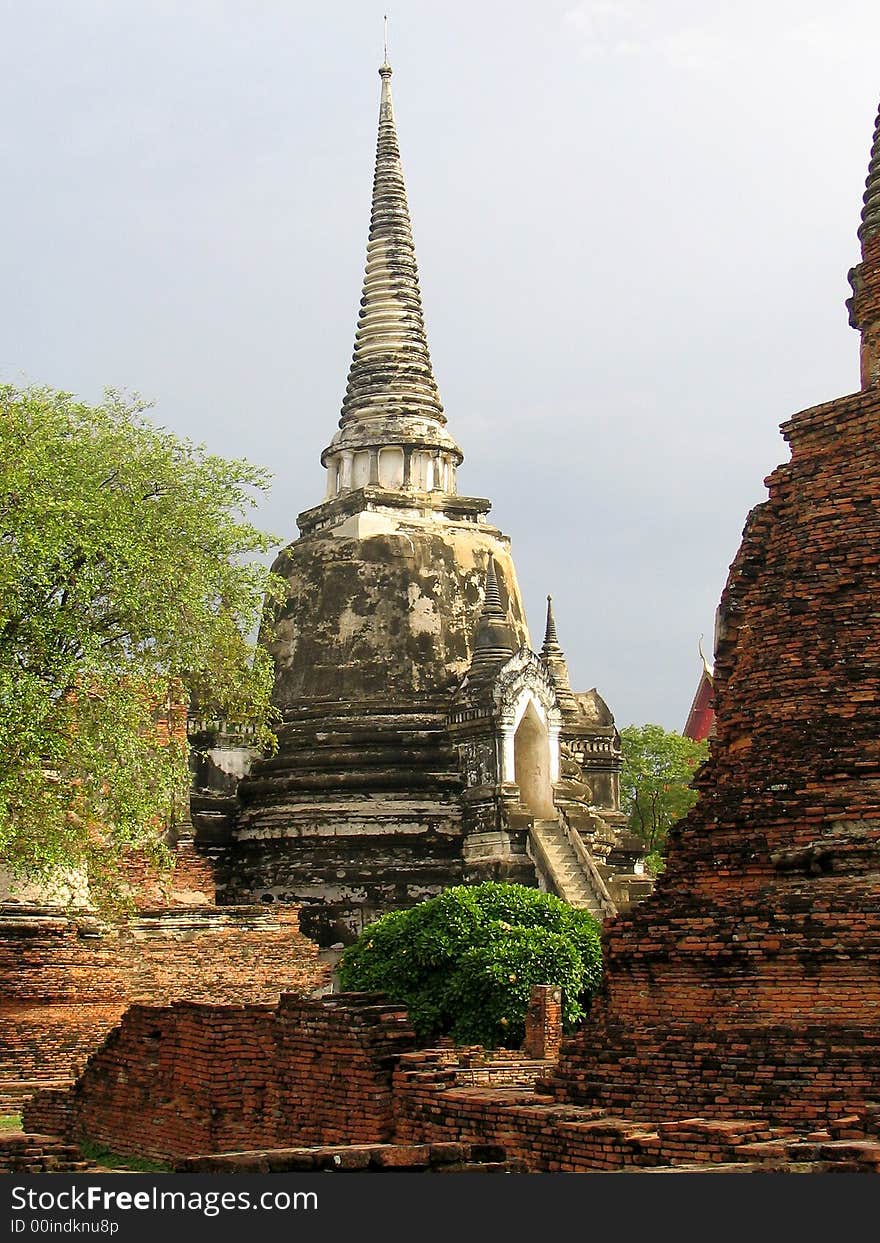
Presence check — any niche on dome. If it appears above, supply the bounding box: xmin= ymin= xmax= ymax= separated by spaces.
xmin=514 ymin=699 xmax=555 ymax=819
xmin=352 ymin=451 xmax=370 ymax=488
xmin=379 ymin=447 xmax=404 ymax=489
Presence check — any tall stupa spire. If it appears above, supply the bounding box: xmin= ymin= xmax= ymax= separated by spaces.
xmin=318 ymin=53 xmax=464 ymax=504
xmin=858 ymin=100 xmax=880 ymax=243
xmin=847 ymin=98 xmax=880 ymax=391
xmin=339 ymin=58 xmax=446 ymax=428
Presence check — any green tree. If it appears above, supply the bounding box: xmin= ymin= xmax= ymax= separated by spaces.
xmin=338 ymin=882 xmax=602 ymax=1048
xmin=619 ymin=723 xmax=708 ymax=870
xmin=0 ymin=384 xmax=282 ymax=902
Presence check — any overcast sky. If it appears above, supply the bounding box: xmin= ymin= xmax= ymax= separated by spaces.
xmin=1 ymin=1 xmax=878 ymax=730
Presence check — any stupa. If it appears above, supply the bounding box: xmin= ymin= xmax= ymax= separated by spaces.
xmin=196 ymin=56 xmax=648 ymax=944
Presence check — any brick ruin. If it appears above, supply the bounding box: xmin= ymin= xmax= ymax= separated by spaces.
xmin=0 ymin=833 xmax=330 ymax=1106
xmin=24 ymin=994 xmax=418 ymax=1163
xmin=7 ymin=79 xmax=880 ymax=1179
xmin=15 ymin=94 xmax=880 ymax=1176
xmin=0 ymin=696 xmax=328 ymax=1103
xmin=537 ymin=98 xmax=880 ymax=1128
xmin=543 ymin=391 xmax=880 ymax=1124
xmin=23 ymin=985 xmax=880 ymax=1173
xmin=1 ymin=54 xmax=647 ymax=1104
xmin=22 ymin=991 xmax=556 ymax=1171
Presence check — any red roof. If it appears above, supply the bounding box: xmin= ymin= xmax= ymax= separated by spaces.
xmin=684 ymin=667 xmax=714 ymax=742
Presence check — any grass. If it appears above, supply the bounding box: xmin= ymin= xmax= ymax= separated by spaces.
xmin=0 ymin=1114 xmax=169 ymax=1171
xmin=78 ymin=1140 xmax=171 ymax=1173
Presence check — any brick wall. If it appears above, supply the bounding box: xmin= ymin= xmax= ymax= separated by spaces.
xmin=117 ymin=837 xmax=217 ymax=909
xmin=392 ymin=1055 xmax=660 ymax=1170
xmin=391 ymin=1052 xmax=880 ymax=1171
xmin=23 ymin=991 xmax=880 ymax=1172
xmin=25 ymin=993 xmax=417 ymax=1162
xmin=0 ymin=904 xmax=329 ymax=1082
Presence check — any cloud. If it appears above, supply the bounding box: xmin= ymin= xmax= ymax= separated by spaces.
xmin=562 ymin=0 xmax=649 ymax=59
xmin=562 ymin=1 xmax=735 ymax=71
xmin=563 ymin=1 xmax=880 ymax=76
xmin=786 ymin=16 xmax=873 ymax=62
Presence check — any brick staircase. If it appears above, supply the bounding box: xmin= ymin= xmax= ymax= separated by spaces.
xmin=0 ymin=1131 xmax=95 ymax=1175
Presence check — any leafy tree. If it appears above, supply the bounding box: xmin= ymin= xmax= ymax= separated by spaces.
xmin=619 ymin=723 xmax=708 ymax=870
xmin=0 ymin=384 xmax=282 ymax=903
xmin=338 ymin=882 xmax=602 ymax=1048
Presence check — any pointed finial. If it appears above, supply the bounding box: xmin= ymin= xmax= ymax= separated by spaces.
xmin=539 ymin=593 xmax=576 ymax=709
xmin=318 ymin=30 xmax=465 ymax=505
xmin=543 ymin=594 xmax=560 ymax=650
xmin=380 ymin=15 xmax=390 ymax=76
xmin=468 ymin=554 xmax=516 ymax=678
xmin=335 ymin=33 xmax=450 ymax=433
xmin=698 ymin=634 xmax=713 ymax=678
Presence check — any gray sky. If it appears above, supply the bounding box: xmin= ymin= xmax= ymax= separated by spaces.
xmin=2 ymin=1 xmax=878 ymax=730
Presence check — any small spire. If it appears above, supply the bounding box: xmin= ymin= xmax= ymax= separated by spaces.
xmin=542 ymin=595 xmax=560 ymax=652
xmin=539 ymin=592 xmax=577 ymax=712
xmin=382 ymin=14 xmax=390 ymax=70
xmin=468 ymin=555 xmax=516 ymax=679
xmin=858 ymin=100 xmax=880 ymax=242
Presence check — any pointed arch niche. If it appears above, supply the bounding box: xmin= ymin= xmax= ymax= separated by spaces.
xmin=500 ymin=688 xmax=560 ymax=819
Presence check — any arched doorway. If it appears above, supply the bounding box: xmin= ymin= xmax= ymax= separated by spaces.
xmin=514 ymin=699 xmax=555 ymax=818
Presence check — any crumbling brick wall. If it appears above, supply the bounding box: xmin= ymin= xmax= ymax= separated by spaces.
xmin=25 ymin=993 xmax=417 ymax=1162
xmin=116 ymin=837 xmax=217 ymax=909
xmin=545 ymin=382 xmax=880 ymax=1125
xmin=0 ymin=904 xmax=329 ymax=1083
xmin=523 ymin=985 xmax=562 ymax=1060
xmin=392 ymin=1055 xmax=880 ymax=1171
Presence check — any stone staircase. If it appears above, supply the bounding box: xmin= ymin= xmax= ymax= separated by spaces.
xmin=528 ymin=819 xmax=614 ymax=921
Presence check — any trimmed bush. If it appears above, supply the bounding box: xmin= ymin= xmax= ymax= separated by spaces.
xmin=337 ymin=882 xmax=602 ymax=1048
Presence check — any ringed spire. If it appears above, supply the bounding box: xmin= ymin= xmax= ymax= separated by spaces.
xmin=858 ymin=100 xmax=880 ymax=242
xmin=848 ymin=96 xmax=880 ymax=391
xmin=338 ymin=57 xmax=447 ymax=430
xmin=540 ymin=594 xmax=578 ymax=713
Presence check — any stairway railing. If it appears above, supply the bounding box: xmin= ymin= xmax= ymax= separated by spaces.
xmin=559 ymin=819 xmax=617 ymax=919
xmin=526 ymin=819 xmax=617 ymax=920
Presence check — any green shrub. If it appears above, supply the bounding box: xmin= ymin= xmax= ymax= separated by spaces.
xmin=338 ymin=882 xmax=602 ymax=1048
